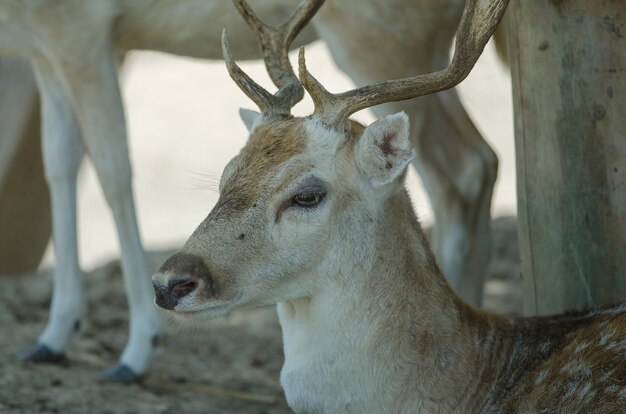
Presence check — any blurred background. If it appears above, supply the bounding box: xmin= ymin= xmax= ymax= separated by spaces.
xmin=41 ymin=38 xmax=513 ymax=271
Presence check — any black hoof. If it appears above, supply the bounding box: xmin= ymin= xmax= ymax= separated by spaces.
xmin=17 ymin=343 xmax=66 ymax=364
xmin=98 ymin=363 xmax=141 ymax=384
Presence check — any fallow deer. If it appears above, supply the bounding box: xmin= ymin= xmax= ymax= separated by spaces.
xmin=1 ymin=0 xmax=499 ymax=381
xmin=153 ymin=0 xmax=626 ymax=412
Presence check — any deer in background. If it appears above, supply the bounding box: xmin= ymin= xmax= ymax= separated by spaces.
xmin=1 ymin=0 xmax=499 ymax=380
xmin=0 ymin=0 xmax=317 ymax=382
xmin=153 ymin=0 xmax=626 ymax=412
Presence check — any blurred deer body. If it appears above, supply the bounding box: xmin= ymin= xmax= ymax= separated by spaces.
xmin=0 ymin=0 xmax=316 ymax=381
xmin=0 ymin=1 xmax=309 ymax=59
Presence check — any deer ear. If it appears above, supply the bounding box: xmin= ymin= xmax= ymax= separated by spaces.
xmin=239 ymin=108 xmax=261 ymax=132
xmin=355 ymin=112 xmax=414 ymax=186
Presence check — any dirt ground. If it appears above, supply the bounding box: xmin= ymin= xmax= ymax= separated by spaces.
xmin=0 ymin=217 xmax=520 ymax=414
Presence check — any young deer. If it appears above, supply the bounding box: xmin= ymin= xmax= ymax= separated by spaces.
xmin=3 ymin=0 xmax=502 ymax=382
xmin=2 ymin=0 xmax=494 ymax=382
xmin=153 ymin=0 xmax=626 ymax=412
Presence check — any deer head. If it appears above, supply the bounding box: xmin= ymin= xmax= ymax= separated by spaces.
xmin=151 ymin=0 xmax=509 ymax=324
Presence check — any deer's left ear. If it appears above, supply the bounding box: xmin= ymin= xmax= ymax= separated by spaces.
xmin=355 ymin=112 xmax=414 ymax=186
xmin=239 ymin=108 xmax=261 ymax=132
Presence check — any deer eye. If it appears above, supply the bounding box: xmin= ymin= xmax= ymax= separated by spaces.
xmin=292 ymin=191 xmax=325 ymax=208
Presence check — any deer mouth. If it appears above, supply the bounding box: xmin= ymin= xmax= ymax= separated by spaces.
xmin=167 ymin=291 xmax=245 ymax=318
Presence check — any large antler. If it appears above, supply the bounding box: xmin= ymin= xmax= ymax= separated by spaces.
xmin=299 ymin=0 xmax=510 ymax=127
xmin=222 ymin=0 xmax=324 ymax=115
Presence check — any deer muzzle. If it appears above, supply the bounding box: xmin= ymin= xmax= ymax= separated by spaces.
xmin=152 ymin=252 xmax=213 ymax=311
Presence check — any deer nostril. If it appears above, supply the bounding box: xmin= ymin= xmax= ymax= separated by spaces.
xmin=153 ymin=284 xmax=177 ymax=310
xmin=168 ymin=278 xmax=198 ymax=299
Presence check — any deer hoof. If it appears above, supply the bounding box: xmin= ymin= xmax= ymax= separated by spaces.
xmin=17 ymin=343 xmax=66 ymax=363
xmin=98 ymin=363 xmax=141 ymax=384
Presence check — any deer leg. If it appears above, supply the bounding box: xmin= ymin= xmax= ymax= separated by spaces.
xmin=53 ymin=46 xmax=161 ymax=382
xmin=413 ymin=90 xmax=498 ymax=306
xmin=18 ymin=59 xmax=85 ymax=362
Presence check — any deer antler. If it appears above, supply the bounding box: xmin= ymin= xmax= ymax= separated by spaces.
xmin=222 ymin=0 xmax=325 ymax=115
xmin=299 ymin=0 xmax=510 ymax=127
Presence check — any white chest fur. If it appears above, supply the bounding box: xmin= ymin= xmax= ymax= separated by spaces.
xmin=276 ymin=301 xmax=391 ymax=414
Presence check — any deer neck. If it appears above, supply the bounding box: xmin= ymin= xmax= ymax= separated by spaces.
xmin=276 ymin=188 xmax=502 ymax=413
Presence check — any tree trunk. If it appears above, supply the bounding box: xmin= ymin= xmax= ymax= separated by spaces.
xmin=0 ymin=58 xmax=50 ymax=275
xmin=508 ymin=1 xmax=626 ymax=315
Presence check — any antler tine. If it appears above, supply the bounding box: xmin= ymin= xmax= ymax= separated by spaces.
xmin=231 ymin=0 xmax=265 ymax=35
xmin=300 ymin=0 xmax=509 ymax=127
xmin=221 ymin=30 xmax=282 ymax=113
xmin=281 ymin=0 xmax=325 ymax=47
xmin=298 ymin=48 xmax=340 ymax=116
xmin=231 ymin=0 xmax=324 ymax=112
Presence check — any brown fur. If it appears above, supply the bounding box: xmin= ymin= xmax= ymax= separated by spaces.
xmin=373 ymin=190 xmax=626 ymax=412
xmin=214 ymin=116 xmax=306 ymax=217
xmin=491 ymin=308 xmax=626 ymax=412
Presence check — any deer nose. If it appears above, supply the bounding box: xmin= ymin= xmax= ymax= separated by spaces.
xmin=153 ymin=252 xmax=213 ymax=310
xmin=153 ymin=277 xmax=198 ymax=310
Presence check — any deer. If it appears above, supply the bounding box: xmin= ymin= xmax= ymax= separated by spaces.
xmin=152 ymin=0 xmax=626 ymax=412
xmin=0 ymin=0 xmax=499 ymax=381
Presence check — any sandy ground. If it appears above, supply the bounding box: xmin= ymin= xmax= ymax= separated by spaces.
xmin=1 ymin=38 xmax=516 ymax=413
